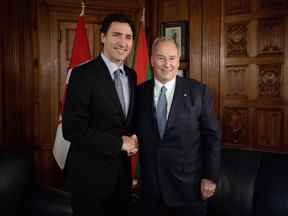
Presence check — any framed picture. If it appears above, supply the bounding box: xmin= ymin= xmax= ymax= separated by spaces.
xmin=161 ymin=21 xmax=188 ymax=61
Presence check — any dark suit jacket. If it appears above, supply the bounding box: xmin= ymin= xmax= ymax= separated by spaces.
xmin=62 ymin=55 xmax=137 ymax=199
xmin=135 ymin=76 xmax=221 ymax=207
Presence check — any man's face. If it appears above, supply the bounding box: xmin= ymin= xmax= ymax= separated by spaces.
xmin=151 ymin=41 xmax=180 ymax=84
xmin=101 ymin=22 xmax=133 ymax=64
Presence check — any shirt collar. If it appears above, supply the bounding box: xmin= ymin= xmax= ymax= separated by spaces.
xmin=101 ymin=53 xmax=125 ymax=77
xmin=154 ymin=78 xmax=176 ymax=93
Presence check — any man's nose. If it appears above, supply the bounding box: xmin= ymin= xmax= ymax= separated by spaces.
xmin=163 ymin=59 xmax=170 ymax=67
xmin=118 ymin=36 xmax=127 ymax=45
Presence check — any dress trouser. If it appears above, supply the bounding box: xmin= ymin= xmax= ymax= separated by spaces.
xmin=71 ymin=158 xmax=131 ymax=216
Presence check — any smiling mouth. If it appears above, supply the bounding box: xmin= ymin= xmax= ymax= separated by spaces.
xmin=116 ymin=49 xmax=128 ymax=55
xmin=161 ymin=69 xmax=171 ymax=73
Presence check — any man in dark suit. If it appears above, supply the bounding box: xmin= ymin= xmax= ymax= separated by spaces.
xmin=135 ymin=37 xmax=221 ymax=216
xmin=62 ymin=13 xmax=138 ymax=216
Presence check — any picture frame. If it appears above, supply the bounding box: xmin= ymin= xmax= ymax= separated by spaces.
xmin=160 ymin=21 xmax=188 ymax=61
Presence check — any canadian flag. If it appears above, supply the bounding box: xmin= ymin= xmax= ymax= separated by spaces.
xmin=53 ymin=15 xmax=91 ymax=170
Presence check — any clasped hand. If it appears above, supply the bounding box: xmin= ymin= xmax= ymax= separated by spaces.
xmin=201 ymin=178 xmax=216 ymax=200
xmin=121 ymin=134 xmax=138 ymax=156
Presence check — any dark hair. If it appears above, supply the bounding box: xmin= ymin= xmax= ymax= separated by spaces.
xmin=100 ymin=13 xmax=136 ymax=39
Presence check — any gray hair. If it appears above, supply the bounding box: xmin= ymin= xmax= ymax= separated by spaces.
xmin=151 ymin=37 xmax=180 ymax=56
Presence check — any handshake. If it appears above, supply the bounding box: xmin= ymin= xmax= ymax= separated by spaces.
xmin=121 ymin=134 xmax=138 ymax=156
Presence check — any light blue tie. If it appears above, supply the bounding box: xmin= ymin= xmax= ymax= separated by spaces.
xmin=114 ymin=69 xmax=126 ymax=116
xmin=156 ymin=86 xmax=167 ymax=138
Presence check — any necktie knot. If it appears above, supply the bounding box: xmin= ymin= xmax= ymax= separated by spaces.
xmin=161 ymin=86 xmax=167 ymax=94
xmin=114 ymin=69 xmax=123 ymax=79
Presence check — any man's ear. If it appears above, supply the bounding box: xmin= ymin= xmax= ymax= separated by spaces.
xmin=100 ymin=32 xmax=105 ymax=44
xmin=150 ymin=56 xmax=154 ymax=67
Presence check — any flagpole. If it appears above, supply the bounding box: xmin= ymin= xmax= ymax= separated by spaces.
xmin=141 ymin=8 xmax=145 ymax=24
xmin=80 ymin=1 xmax=86 ymax=16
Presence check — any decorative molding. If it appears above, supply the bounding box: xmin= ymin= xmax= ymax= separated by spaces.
xmin=259 ymin=0 xmax=288 ymax=10
xmin=258 ymin=17 xmax=285 ymax=55
xmin=225 ymin=23 xmax=248 ymax=57
xmin=224 ymin=0 xmax=250 ymax=16
xmin=225 ymin=65 xmax=247 ymax=97
xmin=223 ymin=108 xmax=249 ymax=145
xmin=255 ymin=108 xmax=283 ymax=149
xmin=45 ymin=0 xmax=143 ymax=10
xmin=258 ymin=64 xmax=282 ymax=97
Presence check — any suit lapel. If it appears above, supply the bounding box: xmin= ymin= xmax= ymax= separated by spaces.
xmin=165 ymin=77 xmax=186 ymax=136
xmin=125 ymin=66 xmax=135 ymax=124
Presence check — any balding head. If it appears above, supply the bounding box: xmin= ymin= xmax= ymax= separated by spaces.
xmin=151 ymin=37 xmax=180 ymax=57
xmin=151 ymin=37 xmax=180 ymax=84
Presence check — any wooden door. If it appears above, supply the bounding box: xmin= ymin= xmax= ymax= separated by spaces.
xmin=221 ymin=0 xmax=288 ymax=152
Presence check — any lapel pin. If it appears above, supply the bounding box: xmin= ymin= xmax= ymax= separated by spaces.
xmin=184 ymin=93 xmax=187 ymax=97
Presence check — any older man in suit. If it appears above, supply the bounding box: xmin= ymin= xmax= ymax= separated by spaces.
xmin=62 ymin=13 xmax=138 ymax=216
xmin=135 ymin=37 xmax=221 ymax=216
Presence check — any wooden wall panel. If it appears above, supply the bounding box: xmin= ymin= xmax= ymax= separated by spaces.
xmin=221 ymin=0 xmax=288 ymax=153
xmin=224 ymin=0 xmax=250 ymax=16
xmin=1 ymin=0 xmax=35 ymax=152
xmin=0 ymin=2 xmax=5 ymax=147
xmin=223 ymin=107 xmax=249 ymax=147
xmin=145 ymin=0 xmax=160 ymax=49
xmin=224 ymin=65 xmax=248 ymax=98
xmin=258 ymin=17 xmax=285 ymax=55
xmin=202 ymin=0 xmax=221 ymax=114
xmin=258 ymin=0 xmax=288 ymax=10
xmin=225 ymin=22 xmax=248 ymax=57
xmin=254 ymin=108 xmax=284 ymax=151
xmin=162 ymin=0 xmax=189 ymax=22
xmin=258 ymin=64 xmax=282 ymax=98
xmin=189 ymin=0 xmax=202 ymax=81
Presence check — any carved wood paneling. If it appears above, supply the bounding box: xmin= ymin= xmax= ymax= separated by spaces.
xmin=223 ymin=108 xmax=249 ymax=146
xmin=224 ymin=0 xmax=250 ymax=16
xmin=255 ymin=109 xmax=283 ymax=150
xmin=258 ymin=64 xmax=282 ymax=98
xmin=225 ymin=23 xmax=248 ymax=57
xmin=225 ymin=65 xmax=247 ymax=97
xmin=221 ymin=0 xmax=287 ymax=153
xmin=258 ymin=17 xmax=285 ymax=55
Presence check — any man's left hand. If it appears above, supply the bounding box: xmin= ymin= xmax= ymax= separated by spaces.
xmin=201 ymin=178 xmax=216 ymax=200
